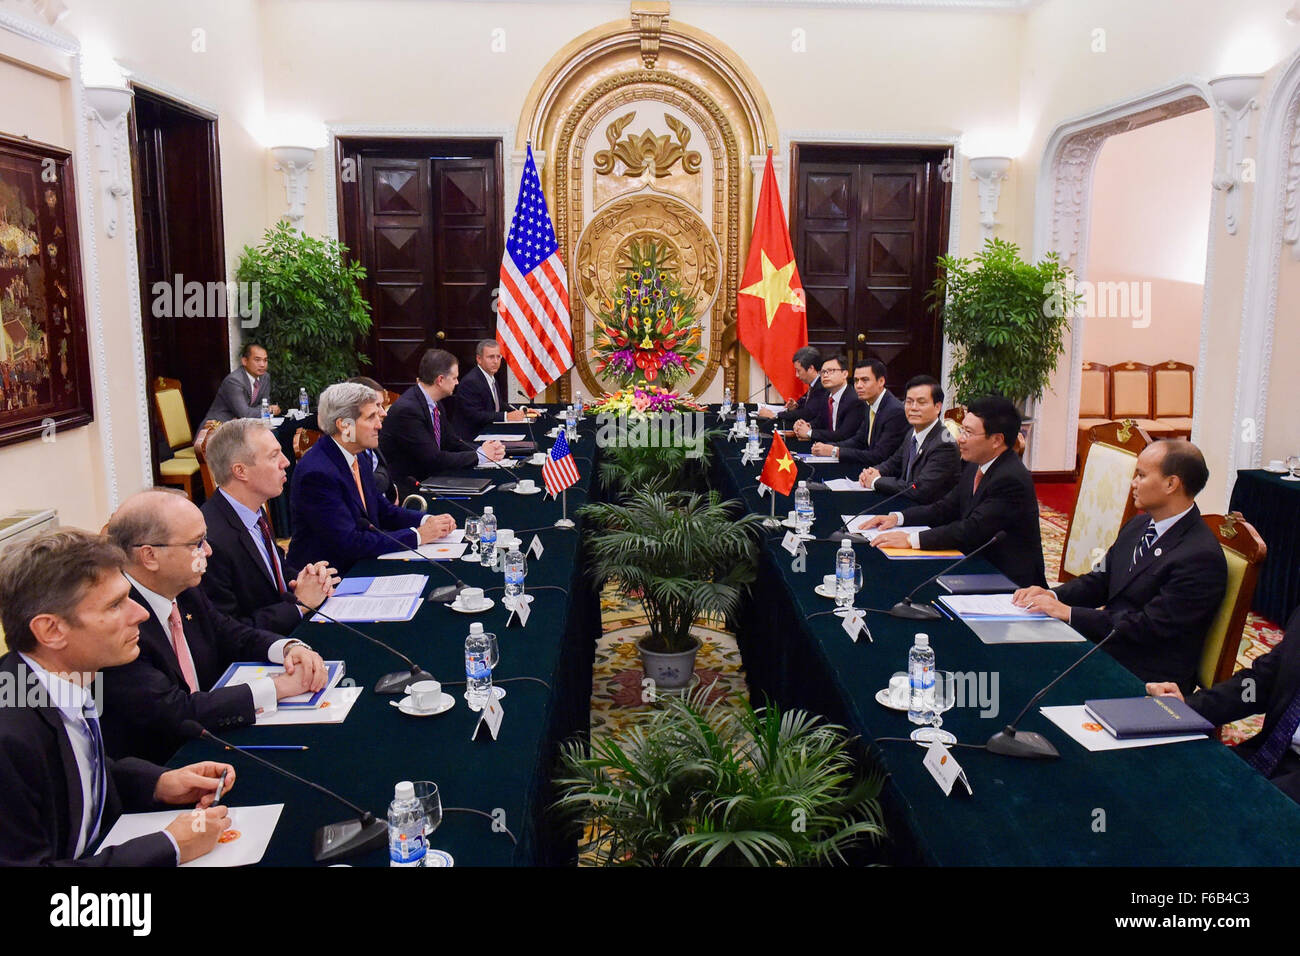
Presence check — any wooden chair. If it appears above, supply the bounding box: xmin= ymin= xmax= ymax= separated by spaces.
xmin=943 ymin=404 xmax=1027 ymax=456
xmin=193 ymin=420 xmax=224 ymax=498
xmin=1076 ymin=361 xmax=1112 ymax=470
xmin=293 ymin=427 xmax=322 ymax=460
xmin=152 ymin=377 xmax=201 ymax=499
xmin=1197 ymin=512 xmax=1267 ymax=696
xmin=1109 ymin=362 xmax=1176 ymax=438
xmin=1152 ymin=360 xmax=1194 ymax=439
xmin=383 ymin=389 xmax=400 ymax=410
xmin=1060 ymin=420 xmax=1152 ymax=582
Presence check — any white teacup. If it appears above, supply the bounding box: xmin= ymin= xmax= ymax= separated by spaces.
xmin=458 ymin=587 xmax=485 ymax=610
xmin=495 ymin=529 xmax=514 ymax=547
xmin=888 ymin=673 xmax=910 ymax=706
xmin=1269 ymin=459 xmax=1285 ymax=470
xmin=407 ymin=679 xmax=442 ymax=711
xmin=516 ymin=478 xmax=537 ymax=493
xmin=823 ymin=574 xmax=837 ymax=591
xmin=530 ymin=453 xmax=547 ymax=466
xmin=788 ymin=510 xmax=798 ymax=523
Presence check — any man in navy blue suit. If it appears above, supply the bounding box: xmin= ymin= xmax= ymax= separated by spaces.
xmin=289 ymin=381 xmax=457 ymax=574
xmin=810 ymin=357 xmax=908 ymax=468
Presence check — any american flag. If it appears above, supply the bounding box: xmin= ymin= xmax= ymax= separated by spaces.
xmin=497 ymin=144 xmax=573 ymax=398
xmin=542 ymin=428 xmax=580 ymax=497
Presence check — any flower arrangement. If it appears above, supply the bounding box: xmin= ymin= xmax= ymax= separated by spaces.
xmin=591 ymin=385 xmax=705 ymax=417
xmin=591 ymin=239 xmax=704 ymax=388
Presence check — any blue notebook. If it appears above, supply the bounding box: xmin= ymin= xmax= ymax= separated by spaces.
xmin=212 ymin=660 xmax=346 ymax=709
xmin=938 ymin=573 xmax=1017 ymax=594
xmin=1083 ymin=696 xmax=1214 ymax=739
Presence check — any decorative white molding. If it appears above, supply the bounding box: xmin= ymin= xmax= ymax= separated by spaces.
xmin=969 ymin=155 xmax=1011 ymax=240
xmin=1208 ymin=74 xmax=1264 ymax=236
xmin=83 ymin=85 xmax=133 ymax=239
xmin=1033 ymin=80 xmax=1214 ymax=473
xmin=0 ymin=0 xmax=67 ymax=25
xmin=0 ymin=1 xmax=73 ymax=48
xmin=1284 ymin=123 xmax=1300 ymax=256
xmin=271 ymin=145 xmax=316 ymax=227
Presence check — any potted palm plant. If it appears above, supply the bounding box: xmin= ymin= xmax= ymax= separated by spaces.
xmin=581 ymin=489 xmax=764 ymax=688
xmin=552 ymin=685 xmax=886 ymax=866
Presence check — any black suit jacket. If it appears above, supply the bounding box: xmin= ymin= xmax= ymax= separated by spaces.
xmin=775 ymin=378 xmax=826 ymax=425
xmin=802 ymin=386 xmax=865 ymax=443
xmin=0 ymin=652 xmax=176 ymax=866
xmin=201 ymin=369 xmax=271 ymax=424
xmin=201 ymin=489 xmax=302 ymax=635
xmin=1054 ymin=506 xmax=1227 ymax=694
xmin=453 ymin=366 xmax=507 ymax=439
xmin=287 ymin=436 xmax=426 ymax=573
xmin=873 ymin=421 xmax=961 ymax=504
xmin=99 ymin=585 xmax=281 ymax=763
xmin=1188 ymin=608 xmax=1300 ymax=802
xmin=379 ymin=385 xmax=477 ymax=488
xmin=901 ymin=450 xmax=1047 ymax=588
xmin=836 ymin=389 xmax=908 ymax=468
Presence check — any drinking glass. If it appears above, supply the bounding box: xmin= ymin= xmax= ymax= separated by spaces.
xmin=411 ymin=780 xmax=443 ymax=838
xmin=1285 ymin=455 xmax=1300 ymax=482
xmin=486 ymin=633 xmax=506 ymax=700
xmin=464 ymin=516 xmax=481 ymax=558
xmin=910 ymin=670 xmax=956 ymax=745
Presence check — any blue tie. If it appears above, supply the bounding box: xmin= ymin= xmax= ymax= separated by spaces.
xmin=1130 ymin=520 xmax=1157 ymax=569
xmin=1248 ymin=689 xmax=1300 ymax=778
xmin=903 ymin=436 xmax=918 ymax=482
xmin=79 ymin=706 xmax=107 ymax=851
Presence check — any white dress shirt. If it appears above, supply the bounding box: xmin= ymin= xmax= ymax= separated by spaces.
xmin=331 ymin=437 xmax=437 ymax=547
xmin=1149 ymin=504 xmax=1194 ymax=543
xmin=19 ymin=653 xmax=180 ymax=862
xmin=123 ymin=574 xmax=286 ymax=717
xmin=480 ymin=366 xmax=501 ymax=414
xmin=891 ymin=447 xmax=998 ymax=549
xmin=826 ymin=384 xmax=847 ymax=430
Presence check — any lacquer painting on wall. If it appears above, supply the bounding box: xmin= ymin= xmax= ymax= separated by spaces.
xmin=0 ymin=133 xmax=93 ymax=447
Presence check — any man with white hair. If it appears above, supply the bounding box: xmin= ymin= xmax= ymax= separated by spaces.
xmin=289 ymin=381 xmax=456 ymax=573
xmin=200 ymin=418 xmax=339 ymax=634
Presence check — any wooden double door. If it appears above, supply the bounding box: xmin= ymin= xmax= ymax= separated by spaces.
xmin=337 ymin=138 xmax=504 ymax=394
xmin=791 ymin=144 xmax=951 ymax=392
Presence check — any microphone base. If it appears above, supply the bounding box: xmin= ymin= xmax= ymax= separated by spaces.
xmin=829 ymin=530 xmax=868 ymax=542
xmin=374 ymin=666 xmax=434 ymax=695
xmin=806 ymin=481 xmax=829 ymax=493
xmin=553 ymin=518 xmax=575 ymax=529
xmin=986 ymin=728 xmax=1060 ymax=759
xmin=313 ymin=815 xmax=388 ymax=863
xmin=429 ymin=583 xmax=463 ymax=604
xmin=496 ymin=481 xmax=517 ymax=492
xmin=761 ymin=517 xmax=783 ymax=529
xmin=889 ymin=600 xmax=943 ymax=620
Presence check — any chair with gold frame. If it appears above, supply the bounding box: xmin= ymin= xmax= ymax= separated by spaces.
xmin=1059 ymin=419 xmax=1152 ymax=582
xmin=152 ymin=377 xmax=201 ymax=499
xmin=1197 ymin=512 xmax=1267 ymax=696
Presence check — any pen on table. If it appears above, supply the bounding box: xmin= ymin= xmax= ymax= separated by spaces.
xmin=224 ymin=744 xmax=309 ymax=751
xmin=213 ymin=769 xmax=228 ymax=804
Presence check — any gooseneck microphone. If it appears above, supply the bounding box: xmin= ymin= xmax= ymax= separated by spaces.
xmin=180 ymin=721 xmax=387 ymax=862
xmin=831 ymin=483 xmax=919 ymax=541
xmin=294 ymin=596 xmax=433 ymax=694
xmin=986 ymin=628 xmax=1120 ymax=759
xmin=362 ymin=519 xmax=467 ymax=604
xmin=450 ymin=434 xmax=528 ymax=492
xmin=888 ymin=531 xmax=1008 ymax=620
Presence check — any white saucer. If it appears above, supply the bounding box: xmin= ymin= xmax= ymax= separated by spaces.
xmin=511 ymin=485 xmax=542 ymax=495
xmin=814 ymin=583 xmax=837 ymax=599
xmin=426 ymin=849 xmax=455 ymax=867
xmin=874 ymin=688 xmax=910 ymax=712
xmin=449 ymin=597 xmax=495 ymax=614
xmin=546 ymin=428 xmax=560 ymax=438
xmin=529 ymin=455 xmax=548 ymax=466
xmin=1264 ymin=465 xmax=1289 ymax=474
xmin=394 ymin=693 xmax=455 ymax=717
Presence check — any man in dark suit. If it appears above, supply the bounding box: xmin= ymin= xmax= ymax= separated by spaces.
xmin=379 ymin=349 xmax=507 ymax=491
xmin=757 ymin=346 xmax=824 ymax=426
xmin=291 ymin=380 xmax=457 ymax=572
xmin=347 ymin=376 xmax=396 ymax=501
xmin=453 ymin=338 xmax=530 ymax=439
xmin=201 ymin=342 xmax=278 ymax=423
xmin=1149 ymin=607 xmax=1300 ymax=804
xmin=813 ymin=358 xmax=908 ymax=468
xmin=791 ymin=355 xmax=864 ymax=443
xmin=863 ymin=395 xmax=1047 ymax=588
xmin=857 ymin=375 xmax=960 ymax=504
xmin=1015 ymin=439 xmax=1227 ymax=693
xmin=102 ymin=490 xmax=329 ymax=763
xmin=200 ymin=418 xmax=338 ymax=634
xmin=0 ymin=529 xmax=235 ymax=865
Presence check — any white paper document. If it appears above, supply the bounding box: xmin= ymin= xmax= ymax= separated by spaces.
xmin=797 ymin=453 xmax=839 ymax=464
xmin=99 ymin=804 xmax=284 ymax=867
xmin=823 ymin=477 xmax=864 ymax=492
xmin=475 ymin=433 xmax=526 ymax=442
xmin=937 ymin=593 xmax=1049 ymax=620
xmin=757 ymin=403 xmax=786 ymax=415
xmin=1039 ymin=705 xmax=1207 ymax=751
xmin=377 ymin=541 xmax=467 ymax=561
xmin=256 ymin=685 xmax=362 ymax=725
xmin=312 ymin=594 xmax=421 ymax=622
xmin=359 ymin=574 xmax=429 ymax=596
xmin=840 ymin=515 xmax=930 ymax=538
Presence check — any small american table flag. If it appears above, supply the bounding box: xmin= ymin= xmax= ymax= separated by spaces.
xmin=497 ymin=143 xmax=573 ymax=397
xmin=543 ymin=429 xmax=580 ymax=497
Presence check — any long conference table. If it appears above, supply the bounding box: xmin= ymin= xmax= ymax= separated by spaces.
xmin=170 ymin=410 xmax=600 ymax=866
xmin=710 ymin=426 xmax=1300 ymax=866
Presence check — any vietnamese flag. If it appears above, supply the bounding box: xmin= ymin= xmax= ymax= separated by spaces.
xmin=759 ymin=430 xmax=798 ymax=497
xmin=738 ymin=149 xmax=808 ymax=401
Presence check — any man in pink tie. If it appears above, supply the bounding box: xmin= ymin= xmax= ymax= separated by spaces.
xmin=99 ymin=489 xmax=327 ymax=763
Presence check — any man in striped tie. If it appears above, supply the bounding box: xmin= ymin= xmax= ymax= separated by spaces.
xmin=1014 ymin=439 xmax=1227 ymax=694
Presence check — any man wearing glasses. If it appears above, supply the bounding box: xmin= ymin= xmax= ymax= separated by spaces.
xmin=811 ymin=358 xmax=908 ymax=467
xmin=99 ymin=489 xmax=328 ymax=763
xmin=856 ymin=375 xmax=960 ymax=504
xmin=791 ymin=355 xmax=864 ymax=443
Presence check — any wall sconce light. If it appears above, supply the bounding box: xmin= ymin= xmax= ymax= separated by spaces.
xmin=271 ymin=145 xmax=316 ymax=227
xmin=1208 ymin=73 xmax=1264 ymax=235
xmin=969 ymin=156 xmax=1012 ymax=242
xmin=83 ymin=84 xmax=134 ymax=239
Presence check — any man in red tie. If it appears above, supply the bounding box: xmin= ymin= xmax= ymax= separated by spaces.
xmin=790 ymin=355 xmax=864 ymax=444
xmin=100 ymin=490 xmax=329 ymax=763
xmin=200 ymin=418 xmax=338 ymax=634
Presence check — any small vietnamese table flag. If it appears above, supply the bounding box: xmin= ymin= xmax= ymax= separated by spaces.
xmin=760 ymin=430 xmax=798 ymax=497
xmin=738 ymin=148 xmax=808 ymax=402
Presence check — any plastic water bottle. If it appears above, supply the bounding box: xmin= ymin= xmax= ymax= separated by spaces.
xmin=503 ymin=543 xmax=525 ymax=608
xmin=746 ymin=419 xmax=760 ymax=457
xmin=479 ymin=506 xmax=497 ymax=568
xmin=575 ymin=392 xmax=585 ymax=419
xmin=908 ymin=634 xmax=936 ymax=726
xmin=721 ymin=386 xmax=732 ymax=416
xmin=736 ymin=402 xmax=747 ymax=432
xmin=835 ymin=539 xmax=856 ymax=611
xmin=260 ymin=398 xmax=271 ymax=421
xmin=794 ymin=481 xmax=814 ymax=536
xmin=565 ymin=404 xmax=577 ymax=438
xmin=388 ymin=781 xmax=428 ymax=867
xmin=465 ymin=622 xmax=493 ymax=710
xmin=298 ymin=388 xmax=309 ymax=415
